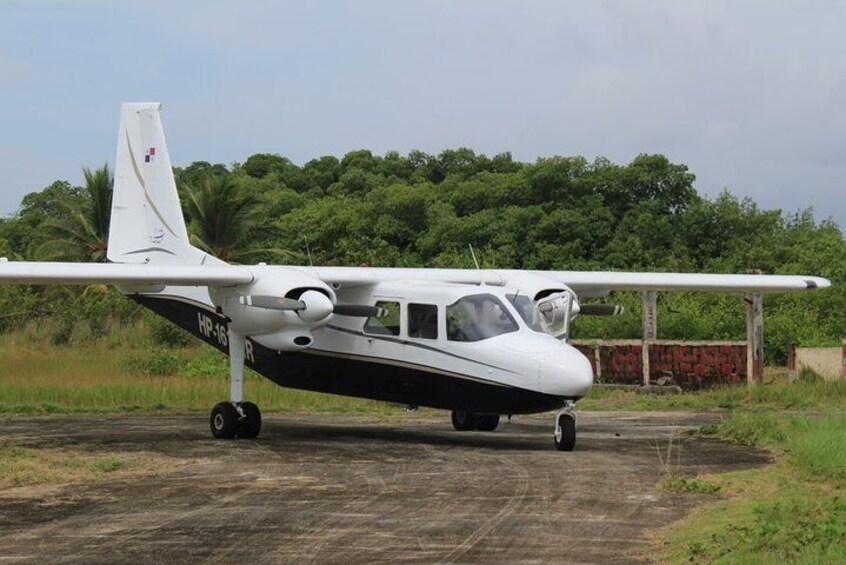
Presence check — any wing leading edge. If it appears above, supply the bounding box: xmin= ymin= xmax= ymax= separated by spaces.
xmin=0 ymin=261 xmax=253 ymax=286
xmin=307 ymin=266 xmax=830 ymax=293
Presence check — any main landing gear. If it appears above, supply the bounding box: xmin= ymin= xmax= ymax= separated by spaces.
xmin=209 ymin=330 xmax=262 ymax=440
xmin=451 ymin=411 xmax=500 ymax=432
xmin=210 ymin=401 xmax=262 ymax=439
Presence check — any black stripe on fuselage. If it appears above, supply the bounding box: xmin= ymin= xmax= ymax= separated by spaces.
xmin=131 ymin=294 xmax=565 ymax=414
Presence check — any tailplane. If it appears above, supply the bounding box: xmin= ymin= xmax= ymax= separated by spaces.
xmin=108 ymin=102 xmax=209 ymax=265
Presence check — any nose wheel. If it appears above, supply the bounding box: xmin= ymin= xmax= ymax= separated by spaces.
xmin=553 ymin=403 xmax=577 ymax=451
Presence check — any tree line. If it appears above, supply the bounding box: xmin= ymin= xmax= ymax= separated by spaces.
xmin=0 ymin=148 xmax=843 ymax=362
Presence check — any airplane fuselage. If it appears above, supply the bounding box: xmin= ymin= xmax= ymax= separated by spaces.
xmin=134 ymin=280 xmax=593 ymax=415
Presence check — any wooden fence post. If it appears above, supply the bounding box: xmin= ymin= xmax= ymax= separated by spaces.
xmin=745 ymin=292 xmax=764 ymax=385
xmin=641 ymin=291 xmax=657 ymax=386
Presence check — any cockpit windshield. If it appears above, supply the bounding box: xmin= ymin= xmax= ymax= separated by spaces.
xmin=506 ymin=293 xmax=543 ymax=332
xmin=447 ymin=294 xmax=518 ymax=342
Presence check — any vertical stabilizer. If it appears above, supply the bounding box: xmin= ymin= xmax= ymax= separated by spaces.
xmin=108 ymin=102 xmax=205 ymax=265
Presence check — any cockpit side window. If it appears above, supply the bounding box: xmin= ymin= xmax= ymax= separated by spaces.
xmin=446 ymin=294 xmax=518 ymax=342
xmin=408 ymin=303 xmax=438 ymax=340
xmin=364 ymin=301 xmax=401 ymax=336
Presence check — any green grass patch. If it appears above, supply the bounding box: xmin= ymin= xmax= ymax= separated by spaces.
xmin=582 ymin=374 xmax=846 ymax=412
xmin=666 ymin=466 xmax=846 ymax=564
xmin=662 ymin=476 xmax=721 ymax=494
xmin=0 ymin=444 xmax=142 ymax=487
xmin=90 ymin=455 xmax=124 ymax=473
xmin=661 ymin=412 xmax=846 ymax=563
xmin=0 ymin=344 xmax=408 ymax=415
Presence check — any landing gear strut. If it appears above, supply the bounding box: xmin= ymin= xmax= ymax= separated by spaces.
xmin=210 ymin=330 xmax=262 ymax=440
xmin=553 ymin=401 xmax=576 ymax=451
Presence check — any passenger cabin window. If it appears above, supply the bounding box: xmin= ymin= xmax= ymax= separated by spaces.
xmin=363 ymin=301 xmax=401 ymax=336
xmin=446 ymin=294 xmax=518 ymax=342
xmin=408 ymin=303 xmax=438 ymax=340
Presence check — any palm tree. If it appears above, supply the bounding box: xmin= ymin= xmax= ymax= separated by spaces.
xmin=34 ymin=164 xmax=113 ymax=262
xmin=182 ymin=175 xmax=292 ymax=264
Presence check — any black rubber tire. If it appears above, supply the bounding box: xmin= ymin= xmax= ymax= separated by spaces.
xmin=476 ymin=414 xmax=500 ymax=432
xmin=451 ymin=410 xmax=479 ymax=431
xmin=236 ymin=401 xmax=262 ymax=439
xmin=210 ymin=402 xmax=239 ymax=439
xmin=554 ymin=413 xmax=576 ymax=451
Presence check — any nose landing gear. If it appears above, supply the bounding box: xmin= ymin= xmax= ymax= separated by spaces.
xmin=553 ymin=402 xmax=577 ymax=451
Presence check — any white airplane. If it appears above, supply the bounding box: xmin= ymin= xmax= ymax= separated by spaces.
xmin=0 ymin=103 xmax=832 ymax=450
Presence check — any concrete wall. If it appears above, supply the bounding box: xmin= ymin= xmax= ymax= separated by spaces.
xmin=571 ymin=340 xmax=747 ymax=390
xmin=795 ymin=346 xmax=845 ymax=381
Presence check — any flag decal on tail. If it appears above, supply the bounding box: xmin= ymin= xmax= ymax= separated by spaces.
xmin=144 ymin=147 xmax=156 ymax=163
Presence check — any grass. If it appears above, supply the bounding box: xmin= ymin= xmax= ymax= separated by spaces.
xmin=659 ymin=412 xmax=846 ymax=563
xmin=0 ymin=340 xmax=408 ymax=415
xmin=581 ymin=368 xmax=846 ymax=412
xmin=0 ymin=444 xmax=165 ymax=488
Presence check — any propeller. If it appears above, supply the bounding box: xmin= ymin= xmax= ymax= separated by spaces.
xmin=578 ymin=304 xmax=625 ymax=316
xmin=239 ymin=295 xmax=304 ymax=310
xmin=240 ymin=292 xmax=387 ymax=319
xmin=332 ymin=304 xmax=388 ymax=318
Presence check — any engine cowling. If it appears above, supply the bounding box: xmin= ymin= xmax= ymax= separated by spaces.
xmin=208 ymin=265 xmax=336 ymax=338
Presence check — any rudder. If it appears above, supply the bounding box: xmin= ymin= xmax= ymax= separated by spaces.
xmin=108 ymin=102 xmax=205 ymax=265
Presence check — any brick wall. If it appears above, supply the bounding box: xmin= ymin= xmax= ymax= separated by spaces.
xmin=571 ymin=340 xmax=747 ymax=390
xmin=648 ymin=342 xmax=746 ymax=389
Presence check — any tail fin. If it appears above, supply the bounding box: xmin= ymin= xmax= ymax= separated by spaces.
xmin=108 ymin=102 xmax=206 ymax=265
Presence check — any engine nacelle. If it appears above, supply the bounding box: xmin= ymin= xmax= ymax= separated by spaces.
xmin=252 ymin=330 xmax=314 ymax=352
xmin=209 ymin=265 xmax=336 ymax=338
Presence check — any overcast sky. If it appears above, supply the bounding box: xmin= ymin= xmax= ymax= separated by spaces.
xmin=1 ymin=1 xmax=844 ymax=227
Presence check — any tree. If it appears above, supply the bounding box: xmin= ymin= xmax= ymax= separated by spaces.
xmin=183 ymin=174 xmax=291 ymax=263
xmin=34 ymin=165 xmax=113 ymax=262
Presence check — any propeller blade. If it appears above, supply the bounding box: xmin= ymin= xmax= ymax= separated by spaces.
xmin=332 ymin=304 xmax=387 ymax=318
xmin=240 ymin=295 xmax=305 ymax=311
xmin=579 ymin=304 xmax=625 ymax=316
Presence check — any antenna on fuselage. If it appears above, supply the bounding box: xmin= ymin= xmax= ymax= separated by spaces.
xmin=468 ymin=244 xmax=484 ymax=286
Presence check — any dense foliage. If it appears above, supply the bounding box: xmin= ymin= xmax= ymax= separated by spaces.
xmin=0 ymin=149 xmax=843 ymax=362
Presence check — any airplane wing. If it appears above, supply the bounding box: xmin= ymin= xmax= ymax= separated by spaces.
xmin=306 ymin=266 xmax=830 ymax=294
xmin=528 ymin=271 xmax=831 ymax=293
xmin=0 ymin=261 xmax=829 ymax=294
xmin=0 ymin=261 xmax=253 ymax=286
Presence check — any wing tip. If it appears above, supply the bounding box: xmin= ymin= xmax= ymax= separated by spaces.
xmin=805 ymin=278 xmax=832 ymax=290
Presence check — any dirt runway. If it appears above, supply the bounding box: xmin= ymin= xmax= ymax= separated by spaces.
xmin=0 ymin=411 xmax=769 ymax=564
